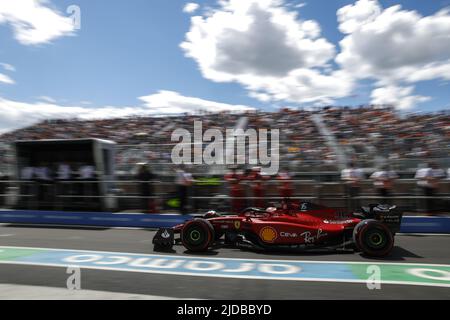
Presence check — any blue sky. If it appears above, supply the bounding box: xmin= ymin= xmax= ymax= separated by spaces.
xmin=0 ymin=0 xmax=256 ymax=107
xmin=0 ymin=0 xmax=449 ymax=132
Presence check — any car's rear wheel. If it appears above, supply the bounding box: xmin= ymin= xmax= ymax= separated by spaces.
xmin=352 ymin=221 xmax=365 ymax=251
xmin=181 ymin=219 xmax=215 ymax=252
xmin=353 ymin=220 xmax=394 ymax=257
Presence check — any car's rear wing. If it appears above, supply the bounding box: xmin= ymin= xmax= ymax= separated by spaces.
xmin=368 ymin=204 xmax=403 ymax=234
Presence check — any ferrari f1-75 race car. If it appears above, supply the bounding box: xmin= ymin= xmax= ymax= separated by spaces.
xmin=153 ymin=201 xmax=403 ymax=257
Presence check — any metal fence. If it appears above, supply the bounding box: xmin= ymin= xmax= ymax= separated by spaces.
xmin=113 ymin=140 xmax=450 ymax=174
xmin=1 ymin=179 xmax=449 ymax=214
xmin=2 ymin=138 xmax=447 ymax=175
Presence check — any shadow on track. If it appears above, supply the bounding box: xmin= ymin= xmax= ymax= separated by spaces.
xmin=358 ymin=246 xmax=423 ymax=261
xmin=182 ymin=250 xmax=219 ymax=256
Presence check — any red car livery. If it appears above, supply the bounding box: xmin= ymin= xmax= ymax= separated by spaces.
xmin=153 ymin=201 xmax=403 ymax=257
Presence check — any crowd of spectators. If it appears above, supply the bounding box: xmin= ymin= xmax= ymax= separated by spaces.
xmin=0 ymin=106 xmax=448 ymax=175
xmin=246 ymin=109 xmax=336 ymax=171
xmin=319 ymin=106 xmax=450 ymax=169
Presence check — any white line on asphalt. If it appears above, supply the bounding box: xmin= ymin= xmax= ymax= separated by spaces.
xmin=2 ymin=245 xmax=449 ymax=267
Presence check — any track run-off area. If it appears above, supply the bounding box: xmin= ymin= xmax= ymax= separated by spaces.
xmin=0 ymin=224 xmax=449 ymax=299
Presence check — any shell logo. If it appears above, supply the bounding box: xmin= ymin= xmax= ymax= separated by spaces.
xmin=259 ymin=227 xmax=277 ymax=243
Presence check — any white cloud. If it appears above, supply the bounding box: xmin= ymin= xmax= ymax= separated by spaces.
xmin=336 ymin=0 xmax=450 ymax=109
xmin=370 ymin=85 xmax=431 ymax=110
xmin=180 ymin=0 xmax=351 ymax=104
xmin=0 ymin=73 xmax=14 ymax=84
xmin=0 ymin=63 xmax=15 ymax=72
xmin=0 ymin=63 xmax=15 ymax=84
xmin=0 ymin=0 xmax=75 ymax=45
xmin=0 ymin=91 xmax=254 ymax=133
xmin=294 ymin=3 xmax=307 ymax=9
xmin=37 ymin=96 xmax=57 ymax=103
xmin=242 ymin=69 xmax=354 ymax=105
xmin=337 ymin=0 xmax=381 ymax=34
xmin=180 ymin=0 xmax=450 ymax=109
xmin=183 ymin=2 xmax=200 ymax=14
xmin=248 ymin=91 xmax=272 ymax=102
xmin=395 ymin=61 xmax=450 ymax=83
xmin=286 ymin=2 xmax=307 ymax=9
xmin=337 ymin=1 xmax=450 ymax=83
xmin=139 ymin=90 xmax=255 ymax=114
xmin=0 ymin=97 xmax=148 ymax=132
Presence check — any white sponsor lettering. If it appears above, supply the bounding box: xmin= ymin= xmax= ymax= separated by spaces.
xmin=280 ymin=232 xmax=298 ymax=238
xmin=223 ymin=263 xmax=255 ymax=273
xmin=301 ymin=229 xmax=327 ymax=243
xmin=64 ymin=255 xmax=102 ymax=263
xmin=95 ymin=256 xmax=132 ymax=265
xmin=184 ymin=261 xmax=225 ymax=271
xmin=62 ymin=255 xmax=299 ymax=275
xmin=129 ymin=258 xmax=185 ymax=269
xmin=258 ymin=264 xmax=300 ymax=275
xmin=323 ymin=219 xmax=354 ymax=224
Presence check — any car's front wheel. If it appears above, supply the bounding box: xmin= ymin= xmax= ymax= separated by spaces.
xmin=181 ymin=219 xmax=215 ymax=252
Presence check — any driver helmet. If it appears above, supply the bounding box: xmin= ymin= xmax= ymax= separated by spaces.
xmin=205 ymin=210 xmax=218 ymax=218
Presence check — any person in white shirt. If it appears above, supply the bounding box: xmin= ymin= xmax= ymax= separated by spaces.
xmin=21 ymin=166 xmax=35 ymax=180
xmin=370 ymin=166 xmax=398 ymax=203
xmin=341 ymin=163 xmax=364 ymax=185
xmin=415 ymin=162 xmax=445 ymax=213
xmin=77 ymin=164 xmax=97 ymax=207
xmin=57 ymin=163 xmax=72 ymax=181
xmin=341 ymin=162 xmax=364 ymax=210
xmin=20 ymin=166 xmax=35 ymax=204
xmin=34 ymin=166 xmax=52 ymax=182
xmin=56 ymin=163 xmax=73 ymax=203
xmin=78 ymin=165 xmax=95 ymax=180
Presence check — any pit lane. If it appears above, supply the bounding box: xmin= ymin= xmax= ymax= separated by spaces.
xmin=0 ymin=224 xmax=449 ymax=299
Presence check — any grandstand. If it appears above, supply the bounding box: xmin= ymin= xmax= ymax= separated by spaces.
xmin=0 ymin=105 xmax=448 ymax=175
xmin=0 ymin=105 xmax=449 ymax=214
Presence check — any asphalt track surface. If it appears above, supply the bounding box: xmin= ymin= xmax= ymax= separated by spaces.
xmin=0 ymin=224 xmax=449 ymax=299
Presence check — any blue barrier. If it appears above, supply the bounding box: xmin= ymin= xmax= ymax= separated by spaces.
xmin=0 ymin=210 xmax=192 ymax=229
xmin=0 ymin=210 xmax=449 ymax=233
xmin=399 ymin=216 xmax=450 ymax=234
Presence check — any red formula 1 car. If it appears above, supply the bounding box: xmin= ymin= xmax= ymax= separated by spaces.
xmin=153 ymin=201 xmax=403 ymax=257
